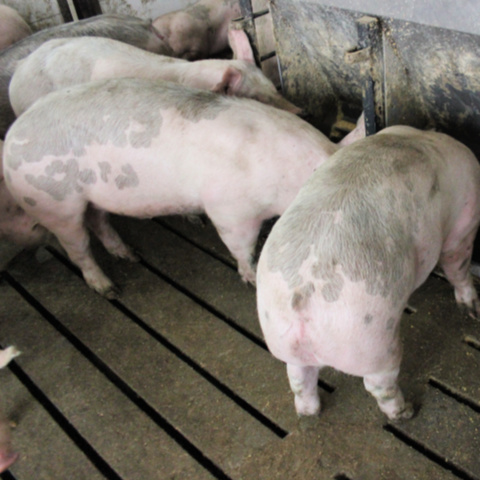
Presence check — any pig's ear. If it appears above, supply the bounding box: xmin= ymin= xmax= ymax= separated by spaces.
xmin=228 ymin=28 xmax=255 ymax=64
xmin=212 ymin=67 xmax=243 ymax=95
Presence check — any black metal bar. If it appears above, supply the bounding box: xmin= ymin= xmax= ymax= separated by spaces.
xmin=72 ymin=0 xmax=102 ymax=19
xmin=356 ymin=16 xmax=385 ymax=135
xmin=56 ymin=0 xmax=74 ymax=22
xmin=260 ymin=50 xmax=276 ymax=62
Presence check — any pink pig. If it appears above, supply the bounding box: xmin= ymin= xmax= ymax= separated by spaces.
xmin=152 ymin=0 xmax=241 ymax=59
xmin=9 ymin=29 xmax=300 ymax=117
xmin=3 ymin=77 xmax=362 ymax=298
xmin=256 ymin=126 xmax=480 ymax=421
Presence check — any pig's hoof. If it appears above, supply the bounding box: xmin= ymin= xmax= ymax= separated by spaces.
xmin=0 ymin=451 xmax=19 ymax=473
xmin=0 ymin=346 xmax=21 ymax=369
xmin=390 ymin=402 xmax=415 ymax=422
xmin=294 ymin=398 xmax=321 ymax=417
xmin=99 ymin=285 xmax=121 ymax=300
xmin=458 ymin=301 xmax=480 ymax=321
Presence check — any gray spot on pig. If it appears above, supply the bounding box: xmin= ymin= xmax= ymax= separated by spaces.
xmin=321 ymin=273 xmax=343 ymax=302
xmin=386 ymin=317 xmax=396 ymax=330
xmin=364 ymin=314 xmax=373 ymax=325
xmin=78 ymin=168 xmax=97 ymax=184
xmin=7 ymin=79 xmax=230 ymax=171
xmin=115 ymin=164 xmax=139 ymax=190
xmin=291 ymin=282 xmax=315 ymax=311
xmin=266 ymin=134 xmax=439 ymax=308
xmin=24 ymin=196 xmax=36 ymax=206
xmin=25 ymin=158 xmax=98 ymax=201
xmin=429 ymin=173 xmax=440 ymax=197
xmin=99 ymin=162 xmax=112 ymax=182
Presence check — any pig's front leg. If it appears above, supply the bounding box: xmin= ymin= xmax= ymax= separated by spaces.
xmin=287 ymin=364 xmax=321 ymax=416
xmin=212 ymin=216 xmax=263 ymax=284
xmin=363 ymin=368 xmax=414 ymax=421
xmin=85 ymin=208 xmax=139 ymax=262
xmin=440 ymin=228 xmax=480 ymax=319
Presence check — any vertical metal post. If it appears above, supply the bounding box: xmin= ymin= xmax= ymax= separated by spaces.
xmin=356 ymin=16 xmax=385 ymax=135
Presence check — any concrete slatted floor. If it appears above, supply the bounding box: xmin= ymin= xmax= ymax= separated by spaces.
xmin=0 ymin=214 xmax=479 ymax=480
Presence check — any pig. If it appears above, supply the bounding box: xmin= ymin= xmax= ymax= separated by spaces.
xmin=0 ymin=5 xmax=32 ymax=51
xmin=2 ymin=77 xmax=363 ymax=298
xmin=256 ymin=126 xmax=480 ymax=421
xmin=0 ymin=14 xmax=173 ymax=139
xmin=152 ymin=0 xmax=241 ymax=59
xmin=0 ymin=140 xmax=50 ymax=247
xmin=9 ymin=29 xmax=301 ymax=117
xmin=0 ymin=345 xmax=20 ymax=473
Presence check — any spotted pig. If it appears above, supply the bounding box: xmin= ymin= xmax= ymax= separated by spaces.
xmin=256 ymin=126 xmax=480 ymax=420
xmin=3 ymin=78 xmax=363 ymax=298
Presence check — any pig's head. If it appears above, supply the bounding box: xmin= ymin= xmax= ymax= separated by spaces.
xmin=212 ymin=27 xmax=302 ymax=114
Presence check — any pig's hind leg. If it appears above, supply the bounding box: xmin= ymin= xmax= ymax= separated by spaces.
xmin=363 ymin=368 xmax=414 ymax=421
xmin=85 ymin=207 xmax=140 ymax=262
xmin=42 ymin=211 xmax=119 ymax=298
xmin=287 ymin=364 xmax=321 ymax=416
xmin=210 ymin=214 xmax=263 ymax=284
xmin=440 ymin=227 xmax=480 ymax=319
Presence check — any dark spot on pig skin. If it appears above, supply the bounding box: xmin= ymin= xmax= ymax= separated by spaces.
xmin=321 ymin=274 xmax=343 ymax=302
xmin=115 ymin=164 xmax=139 ymax=190
xmin=265 ymin=134 xmax=439 ymax=308
xmin=6 ymin=79 xmax=231 ymax=172
xmin=291 ymin=282 xmax=315 ymax=311
xmin=459 ymin=257 xmax=469 ymax=272
xmin=24 ymin=197 xmax=36 ymax=207
xmin=429 ymin=173 xmax=440 ymax=198
xmin=364 ymin=314 xmax=373 ymax=325
xmin=386 ymin=317 xmax=396 ymax=331
xmin=99 ymin=161 xmax=112 ymax=183
xmin=25 ymin=158 xmax=97 ymax=201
